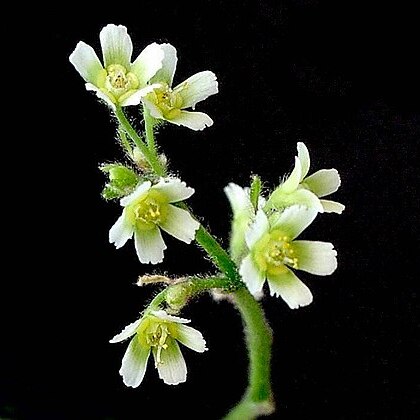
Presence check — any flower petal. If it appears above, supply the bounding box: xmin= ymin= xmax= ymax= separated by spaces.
xmin=159 ymin=205 xmax=200 ymax=243
xmin=320 ymin=199 xmax=345 ymax=214
xmin=109 ymin=210 xmax=134 ymax=248
xmin=69 ymin=41 xmax=104 ymax=84
xmin=100 ymin=24 xmax=132 ymax=68
xmin=119 ymin=337 xmax=150 ymax=388
xmin=239 ymin=254 xmax=266 ymax=295
xmin=175 ymin=324 xmax=207 ymax=353
xmin=297 ymin=142 xmax=310 ymax=180
xmin=245 ymin=210 xmax=269 ymax=248
xmin=224 ymin=183 xmax=253 ymax=217
xmin=154 ymin=338 xmax=187 ymax=385
xmin=266 ymin=188 xmax=323 ymax=213
xmin=174 ymin=71 xmax=218 ymax=110
xmin=151 ymin=43 xmax=178 ymax=86
xmin=292 ymin=240 xmax=337 ymax=275
xmin=278 ymin=156 xmax=302 ymax=193
xmin=110 ymin=318 xmax=142 ymax=343
xmin=120 ymin=181 xmax=152 ymax=207
xmin=131 ymin=43 xmax=165 ymax=86
xmin=168 ymin=110 xmax=214 ymax=130
xmin=134 ymin=228 xmax=167 ymax=264
xmin=304 ymin=169 xmax=341 ymax=197
xmin=142 ymin=97 xmax=164 ymax=119
xmin=270 ymin=205 xmax=318 ymax=240
xmin=267 ymin=268 xmax=313 ymax=309
xmin=151 ymin=310 xmax=190 ymax=324
xmin=153 ymin=178 xmax=195 ymax=203
xmin=85 ymin=83 xmax=116 ymax=109
xmin=119 ymin=84 xmax=160 ymax=107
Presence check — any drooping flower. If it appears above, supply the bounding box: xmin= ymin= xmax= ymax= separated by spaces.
xmin=239 ymin=206 xmax=337 ymax=309
xmin=109 ymin=178 xmax=200 ymax=264
xmin=266 ymin=142 xmax=345 ymax=214
xmin=69 ymin=24 xmax=164 ymax=109
xmin=110 ymin=310 xmax=207 ymax=387
xmin=143 ymin=44 xmax=218 ymax=130
xmin=224 ymin=183 xmax=262 ymax=263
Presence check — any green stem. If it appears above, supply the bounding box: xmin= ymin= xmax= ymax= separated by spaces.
xmin=143 ymin=105 xmax=157 ymax=154
xmin=225 ymin=288 xmax=274 ymax=419
xmin=117 ymin=126 xmax=133 ymax=157
xmin=114 ymin=106 xmax=166 ymax=177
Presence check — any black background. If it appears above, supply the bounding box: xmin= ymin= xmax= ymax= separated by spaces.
xmin=2 ymin=1 xmax=419 ymax=419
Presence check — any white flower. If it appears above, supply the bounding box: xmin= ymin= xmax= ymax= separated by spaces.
xmin=266 ymin=142 xmax=345 ymax=214
xmin=143 ymin=44 xmax=218 ymax=130
xmin=110 ymin=310 xmax=207 ymax=387
xmin=109 ymin=178 xmax=200 ymax=264
xmin=69 ymin=24 xmax=164 ymax=109
xmin=239 ymin=207 xmax=337 ymax=309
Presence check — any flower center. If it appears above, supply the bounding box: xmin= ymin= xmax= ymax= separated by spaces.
xmin=148 ymin=83 xmax=183 ymax=119
xmin=254 ymin=230 xmax=298 ymax=274
xmin=127 ymin=190 xmax=168 ymax=231
xmin=145 ymin=322 xmax=171 ymax=366
xmin=97 ymin=64 xmax=139 ymax=103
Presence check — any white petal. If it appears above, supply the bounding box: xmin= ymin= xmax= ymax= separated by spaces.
xmin=320 ymin=199 xmax=345 ymax=214
xmin=69 ymin=41 xmax=104 ymax=84
xmin=119 ymin=337 xmax=150 ymax=388
xmin=85 ymin=83 xmax=116 ymax=109
xmin=279 ymin=157 xmax=302 ymax=193
xmin=266 ymin=188 xmax=323 ymax=213
xmin=120 ymin=181 xmax=152 ymax=207
xmin=109 ymin=210 xmax=134 ymax=248
xmin=168 ymin=111 xmax=213 ymax=130
xmin=131 ymin=43 xmax=165 ymax=86
xmin=118 ymin=85 xmax=160 ymax=107
xmin=154 ymin=338 xmax=187 ymax=385
xmin=153 ymin=178 xmax=195 ymax=203
xmin=151 ymin=43 xmax=178 ymax=86
xmin=159 ymin=205 xmax=200 ymax=243
xmin=174 ymin=71 xmax=218 ymax=110
xmin=142 ymin=97 xmax=164 ymax=119
xmin=297 ymin=142 xmax=310 ymax=180
xmin=151 ymin=310 xmax=190 ymax=324
xmin=134 ymin=228 xmax=167 ymax=264
xmin=175 ymin=324 xmax=207 ymax=353
xmin=110 ymin=318 xmax=142 ymax=343
xmin=245 ymin=209 xmax=269 ymax=248
xmin=270 ymin=205 xmax=317 ymax=240
xmin=100 ymin=24 xmax=132 ymax=68
xmin=304 ymin=169 xmax=341 ymax=197
xmin=224 ymin=183 xmax=253 ymax=217
xmin=292 ymin=240 xmax=337 ymax=275
xmin=267 ymin=268 xmax=313 ymax=309
xmin=239 ymin=255 xmax=266 ymax=295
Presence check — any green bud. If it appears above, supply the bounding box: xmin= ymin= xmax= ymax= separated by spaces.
xmin=250 ymin=175 xmax=262 ymax=211
xmin=100 ymin=164 xmax=140 ymax=200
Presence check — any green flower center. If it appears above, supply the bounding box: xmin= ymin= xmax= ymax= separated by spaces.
xmin=147 ymin=83 xmax=183 ymax=119
xmin=127 ymin=190 xmax=168 ymax=231
xmin=97 ymin=64 xmax=139 ymax=103
xmin=253 ymin=230 xmax=298 ymax=275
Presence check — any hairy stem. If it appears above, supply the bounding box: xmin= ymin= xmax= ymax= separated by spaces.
xmin=114 ymin=106 xmax=166 ymax=177
xmin=143 ymin=105 xmax=157 ymax=155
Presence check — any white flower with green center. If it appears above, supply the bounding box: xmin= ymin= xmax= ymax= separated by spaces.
xmin=110 ymin=310 xmax=207 ymax=387
xmin=266 ymin=142 xmax=345 ymax=214
xmin=239 ymin=206 xmax=337 ymax=309
xmin=109 ymin=178 xmax=200 ymax=264
xmin=143 ymin=44 xmax=218 ymax=130
xmin=69 ymin=24 xmax=164 ymax=110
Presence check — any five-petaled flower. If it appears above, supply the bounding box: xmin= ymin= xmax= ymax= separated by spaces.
xmin=143 ymin=44 xmax=218 ymax=130
xmin=110 ymin=310 xmax=207 ymax=387
xmin=239 ymin=206 xmax=337 ymax=309
xmin=266 ymin=142 xmax=345 ymax=214
xmin=69 ymin=24 xmax=164 ymax=109
xmin=109 ymin=178 xmax=200 ymax=264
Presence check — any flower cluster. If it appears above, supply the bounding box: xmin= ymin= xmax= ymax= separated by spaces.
xmin=70 ymin=24 xmax=344 ymax=395
xmin=225 ymin=142 xmax=344 ymax=309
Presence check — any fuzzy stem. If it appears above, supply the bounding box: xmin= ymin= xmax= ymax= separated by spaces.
xmin=224 ymin=287 xmax=274 ymax=419
xmin=143 ymin=105 xmax=157 ymax=154
xmin=114 ymin=106 xmax=166 ymax=177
